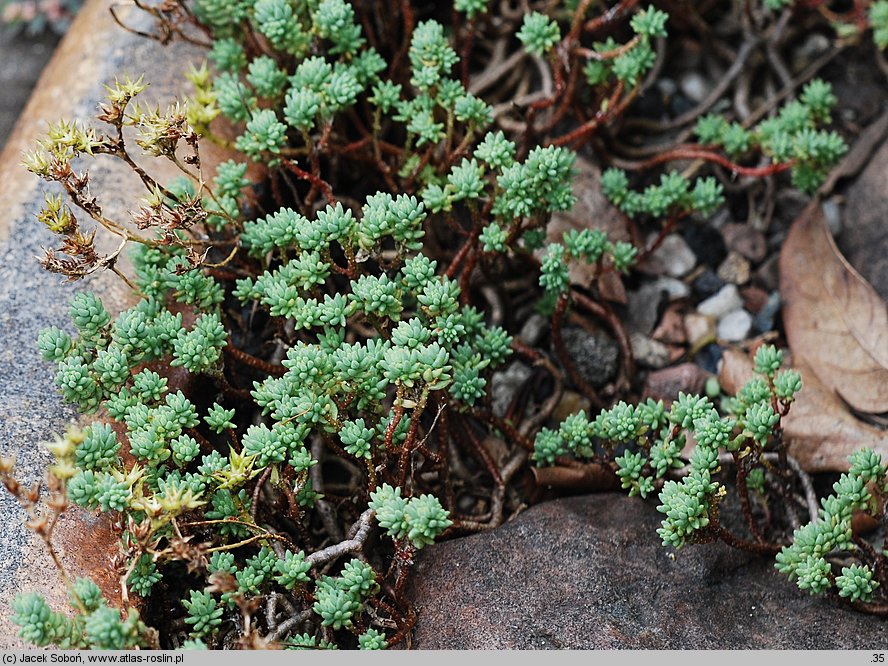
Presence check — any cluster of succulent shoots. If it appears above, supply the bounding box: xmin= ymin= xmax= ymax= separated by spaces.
xmin=10 ymin=0 xmax=888 ymax=650
xmin=534 ymin=345 xmax=802 ymax=545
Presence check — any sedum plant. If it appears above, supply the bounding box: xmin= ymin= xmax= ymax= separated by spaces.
xmin=6 ymin=0 xmax=880 ymax=650
xmin=775 ymin=448 xmax=888 ymax=610
xmin=533 ymin=345 xmax=804 ymax=553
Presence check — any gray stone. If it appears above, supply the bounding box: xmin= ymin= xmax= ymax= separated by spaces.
xmin=679 ymin=72 xmax=709 ymax=104
xmin=684 ymin=313 xmax=715 ymax=348
xmin=755 ymin=254 xmax=780 ymax=292
xmin=490 ymin=362 xmax=533 ymax=417
xmin=753 ymin=292 xmax=782 ymax=334
xmin=558 ymin=327 xmax=619 ymax=389
xmin=409 ymin=494 xmax=886 ymax=649
xmin=692 ymin=269 xmax=724 ymax=299
xmin=0 ymin=0 xmax=207 ymax=646
xmin=717 ymin=251 xmax=751 ymax=285
xmin=629 ymin=333 xmax=670 ymax=369
xmin=518 ymin=313 xmax=547 ymax=347
xmin=717 ymin=309 xmax=753 ymax=342
xmin=655 ymin=77 xmax=677 ymax=98
xmin=646 ymin=233 xmax=697 ymax=278
xmin=651 ymin=276 xmax=690 ymax=300
xmin=698 ymin=284 xmax=743 ymax=318
xmin=721 ymin=223 xmax=767 ymax=263
xmin=626 ymin=283 xmax=664 ymax=336
xmin=792 ymin=33 xmax=831 ymax=71
xmin=626 ymin=278 xmax=688 ymax=337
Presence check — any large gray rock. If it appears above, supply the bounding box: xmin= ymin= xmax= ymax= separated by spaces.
xmin=0 ymin=0 xmax=208 ymax=647
xmin=408 ymin=494 xmax=887 ymax=649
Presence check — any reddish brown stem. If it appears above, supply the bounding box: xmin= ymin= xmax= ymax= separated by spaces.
xmin=224 ymin=345 xmax=286 ymax=377
xmin=472 ymin=409 xmax=534 ymax=452
xmin=583 ymin=0 xmax=639 ymax=33
xmin=436 ymin=394 xmax=455 ymax=511
xmin=445 ymin=236 xmax=475 ymax=279
xmin=453 ymin=414 xmax=504 ymax=487
xmin=550 ymin=80 xmax=628 ymax=147
xmin=281 ymin=158 xmax=335 ymax=204
xmin=250 ymin=465 xmax=273 ymax=522
xmin=733 ymin=451 xmax=765 ymax=543
xmin=385 ymin=606 xmax=418 ymax=648
xmin=395 ymin=404 xmax=425 ymax=487
xmin=384 ymin=400 xmax=406 ymax=452
xmin=510 ymin=338 xmax=543 ymax=362
xmin=712 ymin=524 xmax=781 ymax=555
xmin=185 ymin=427 xmax=216 ymax=455
xmin=390 ymin=0 xmax=415 ymax=80
xmin=632 ymin=146 xmax=796 ymax=177
xmin=458 ymin=246 xmax=479 ymax=305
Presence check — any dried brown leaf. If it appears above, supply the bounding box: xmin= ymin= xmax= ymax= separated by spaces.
xmin=720 ymin=349 xmax=888 ymax=472
xmin=834 ymin=110 xmax=888 ymax=302
xmin=780 ymin=203 xmax=888 ymax=413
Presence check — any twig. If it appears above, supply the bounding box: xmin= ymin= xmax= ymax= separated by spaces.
xmin=305 ymin=509 xmax=375 ymax=566
xmin=786 ymin=454 xmax=818 ymax=522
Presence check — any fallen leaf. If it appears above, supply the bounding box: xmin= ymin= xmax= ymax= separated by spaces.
xmin=833 ymin=109 xmax=888 ymax=303
xmin=780 ymin=202 xmax=888 ymax=414
xmin=720 ymin=349 xmax=888 ymax=473
xmin=819 ymin=106 xmax=888 ymax=197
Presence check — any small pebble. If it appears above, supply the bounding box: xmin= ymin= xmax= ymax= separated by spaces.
xmin=755 ymin=254 xmax=780 ymax=292
xmin=740 ymin=285 xmax=769 ymax=314
xmin=695 ymin=343 xmax=723 ymax=375
xmin=490 ymin=362 xmax=533 ymax=417
xmin=692 ymin=269 xmax=724 ymax=299
xmin=698 ymin=284 xmax=743 ymax=318
xmin=645 ymin=234 xmax=697 ymax=278
xmin=656 ymin=77 xmax=677 ymax=98
xmin=457 ymin=494 xmax=479 ymax=514
xmin=669 ymin=92 xmax=696 ymax=117
xmin=792 ymin=33 xmax=830 ymax=71
xmin=652 ymin=276 xmax=691 ymax=301
xmin=767 ymin=228 xmax=788 ymax=252
xmin=630 ymin=333 xmax=670 ymax=370
xmin=684 ymin=313 xmax=715 ymax=348
xmin=643 ymin=363 xmax=710 ymax=402
xmin=717 ymin=309 xmax=753 ymax=342
xmin=519 ymin=313 xmax=548 ymax=347
xmin=721 ymin=223 xmax=767 ymax=262
xmin=679 ymin=72 xmax=709 ymax=103
xmin=753 ymin=292 xmax=781 ymax=334
xmin=552 ymin=391 xmax=591 ymax=423
xmin=652 ymin=307 xmax=687 ymax=345
xmin=559 ymin=327 xmax=619 ymax=389
xmin=627 ymin=282 xmax=666 ymax=335
xmin=774 ymin=189 xmax=809 ymax=225
xmin=682 ymin=224 xmax=727 ymax=268
xmin=717 ymin=251 xmax=751 ymax=285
